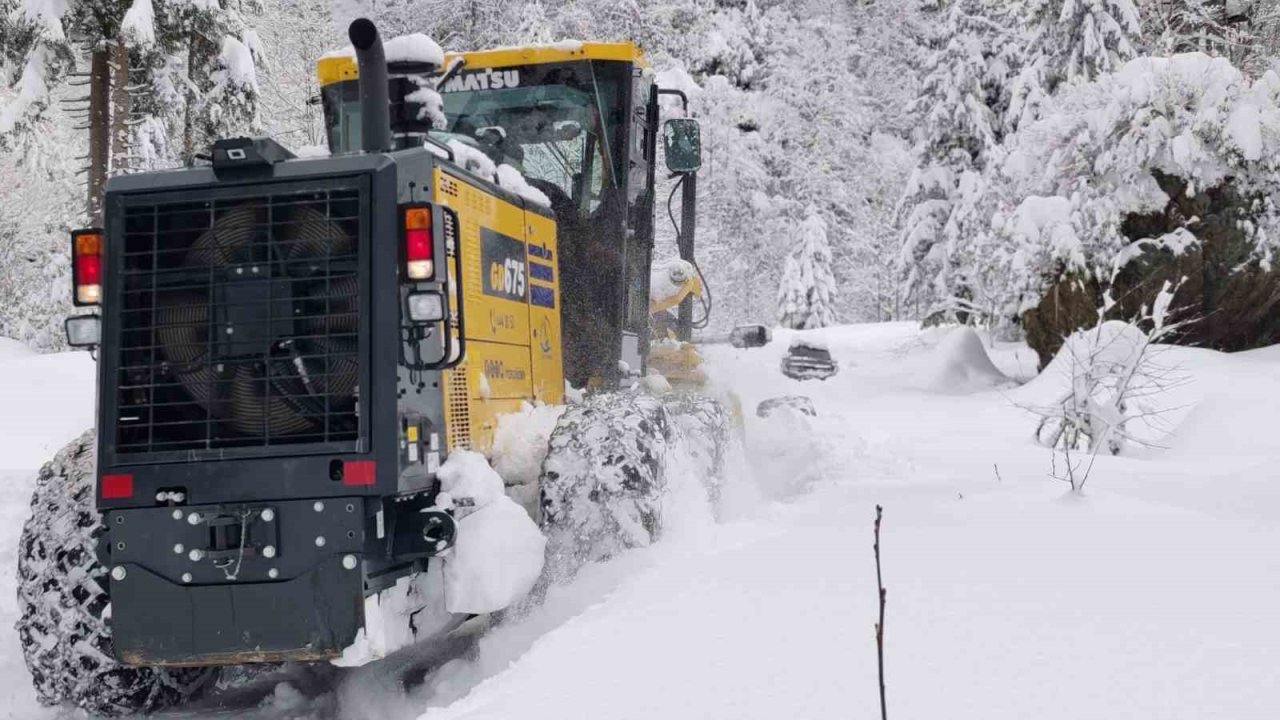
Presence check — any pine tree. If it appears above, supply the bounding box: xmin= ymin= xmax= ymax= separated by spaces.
xmin=1009 ymin=0 xmax=1141 ymax=129
xmin=1 ymin=0 xmax=264 ymax=216
xmin=1139 ymin=0 xmax=1275 ymax=75
xmin=778 ymin=209 xmax=838 ymax=330
xmin=898 ymin=0 xmax=1010 ymax=323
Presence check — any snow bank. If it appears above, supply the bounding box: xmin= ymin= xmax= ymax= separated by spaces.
xmin=437 ymin=451 xmax=546 ymax=614
xmin=922 ymin=326 xmax=1010 ymax=394
xmin=0 ymin=349 xmax=96 ymax=470
xmin=0 ymin=337 xmax=34 ymax=360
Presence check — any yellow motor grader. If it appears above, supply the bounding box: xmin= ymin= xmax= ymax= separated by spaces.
xmin=17 ymin=18 xmax=740 ymax=718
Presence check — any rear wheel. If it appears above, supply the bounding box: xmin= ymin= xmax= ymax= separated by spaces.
xmin=16 ymin=430 xmax=218 ymax=717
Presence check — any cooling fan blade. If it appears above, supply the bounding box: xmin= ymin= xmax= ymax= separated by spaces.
xmin=152 ymin=198 xmax=362 ymax=442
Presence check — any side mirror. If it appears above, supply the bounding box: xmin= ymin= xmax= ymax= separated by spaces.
xmin=65 ymin=315 xmax=101 ymax=348
xmin=729 ymin=324 xmax=771 ymax=349
xmin=663 ymin=118 xmax=702 ymax=173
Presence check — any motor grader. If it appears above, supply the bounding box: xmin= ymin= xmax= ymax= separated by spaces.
xmin=17 ymin=18 xmax=729 ymax=716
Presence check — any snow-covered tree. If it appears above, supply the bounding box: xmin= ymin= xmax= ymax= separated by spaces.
xmin=778 ymin=210 xmax=838 ymax=330
xmin=999 ymin=52 xmax=1280 ymax=360
xmin=1007 ymin=0 xmax=1141 ymax=129
xmin=898 ymin=0 xmax=1013 ymax=324
xmin=1139 ymin=0 xmax=1279 ymax=76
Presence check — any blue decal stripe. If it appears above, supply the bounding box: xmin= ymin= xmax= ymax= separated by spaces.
xmin=530 ymin=262 xmax=554 ymax=282
xmin=530 ymin=285 xmax=556 ymax=309
xmin=527 ymin=244 xmax=553 ymax=261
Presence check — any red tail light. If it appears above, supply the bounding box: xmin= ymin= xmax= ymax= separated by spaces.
xmin=71 ymin=229 xmax=103 ymax=306
xmin=403 ymin=205 xmax=434 ymax=281
xmin=342 ymin=460 xmax=376 ymax=486
xmin=100 ymin=473 xmax=134 ymax=499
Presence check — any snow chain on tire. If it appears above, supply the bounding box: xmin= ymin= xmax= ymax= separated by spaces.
xmin=15 ymin=430 xmax=218 ymax=717
xmin=539 ymin=391 xmax=731 ymax=579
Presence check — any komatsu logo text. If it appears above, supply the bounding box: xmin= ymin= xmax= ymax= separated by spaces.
xmin=441 ymin=69 xmax=521 ymax=93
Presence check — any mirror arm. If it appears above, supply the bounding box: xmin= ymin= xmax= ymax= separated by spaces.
xmin=656 ymin=87 xmax=689 ymax=113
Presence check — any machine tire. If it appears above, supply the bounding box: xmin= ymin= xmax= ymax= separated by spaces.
xmin=661 ymin=392 xmax=733 ymax=502
xmin=539 ymin=391 xmax=731 ymax=578
xmin=15 ymin=430 xmax=217 ymax=717
xmin=539 ymin=393 xmax=672 ymax=577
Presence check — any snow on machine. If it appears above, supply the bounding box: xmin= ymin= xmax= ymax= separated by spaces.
xmin=19 ymin=19 xmax=729 ymax=716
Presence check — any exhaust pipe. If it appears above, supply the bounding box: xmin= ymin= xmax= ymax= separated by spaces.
xmin=348 ymin=18 xmax=393 ymax=154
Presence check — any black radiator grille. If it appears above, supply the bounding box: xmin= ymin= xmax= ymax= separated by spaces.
xmin=113 ymin=182 xmax=365 ymax=457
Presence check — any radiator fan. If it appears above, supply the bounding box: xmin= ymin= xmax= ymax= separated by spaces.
xmin=154 ymin=202 xmax=359 ymax=440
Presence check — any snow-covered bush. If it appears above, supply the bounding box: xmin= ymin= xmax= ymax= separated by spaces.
xmin=1020 ymin=283 xmax=1188 ymax=492
xmin=998 ymin=52 xmax=1280 ymax=362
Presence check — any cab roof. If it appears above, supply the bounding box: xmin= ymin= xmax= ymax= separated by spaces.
xmin=317 ymin=41 xmax=647 ymax=87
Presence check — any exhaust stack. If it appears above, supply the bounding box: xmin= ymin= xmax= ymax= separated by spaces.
xmin=348 ymin=18 xmax=393 ymax=154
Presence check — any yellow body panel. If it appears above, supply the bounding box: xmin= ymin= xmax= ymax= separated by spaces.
xmin=525 ymin=211 xmax=564 ymax=405
xmin=316 ymin=55 xmax=360 ymax=87
xmin=317 ymin=42 xmax=646 ymax=88
xmin=433 ymin=168 xmax=563 ymax=452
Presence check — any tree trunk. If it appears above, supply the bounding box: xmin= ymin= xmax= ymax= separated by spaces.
xmin=109 ymin=38 xmax=131 ymax=176
xmin=86 ymin=49 xmax=111 ymax=226
xmin=183 ymin=39 xmax=196 ymax=166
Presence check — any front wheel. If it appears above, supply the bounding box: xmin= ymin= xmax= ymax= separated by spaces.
xmin=15 ymin=430 xmax=217 ymax=717
xmin=538 ymin=391 xmax=732 ymax=579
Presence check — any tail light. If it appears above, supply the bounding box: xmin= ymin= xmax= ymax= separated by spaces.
xmin=100 ymin=473 xmax=134 ymax=499
xmin=403 ymin=205 xmax=434 ymax=281
xmin=71 ymin=228 xmax=103 ymax=306
xmin=342 ymin=460 xmax=376 ymax=486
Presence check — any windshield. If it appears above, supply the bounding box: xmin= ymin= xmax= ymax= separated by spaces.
xmin=321 ymin=61 xmax=629 ymax=219
xmin=436 ymin=61 xmax=627 ymax=218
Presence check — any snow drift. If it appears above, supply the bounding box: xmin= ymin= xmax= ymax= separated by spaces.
xmin=923 ymin=326 xmax=1010 ymax=394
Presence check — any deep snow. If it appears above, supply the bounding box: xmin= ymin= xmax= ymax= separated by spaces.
xmin=0 ymin=323 xmax=1278 ymax=719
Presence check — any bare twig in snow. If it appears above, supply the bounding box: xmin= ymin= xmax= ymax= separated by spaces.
xmin=873 ymin=505 xmax=888 ymax=720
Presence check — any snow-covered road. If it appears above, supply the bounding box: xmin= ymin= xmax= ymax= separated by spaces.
xmin=1 ymin=323 xmax=1278 ymax=719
